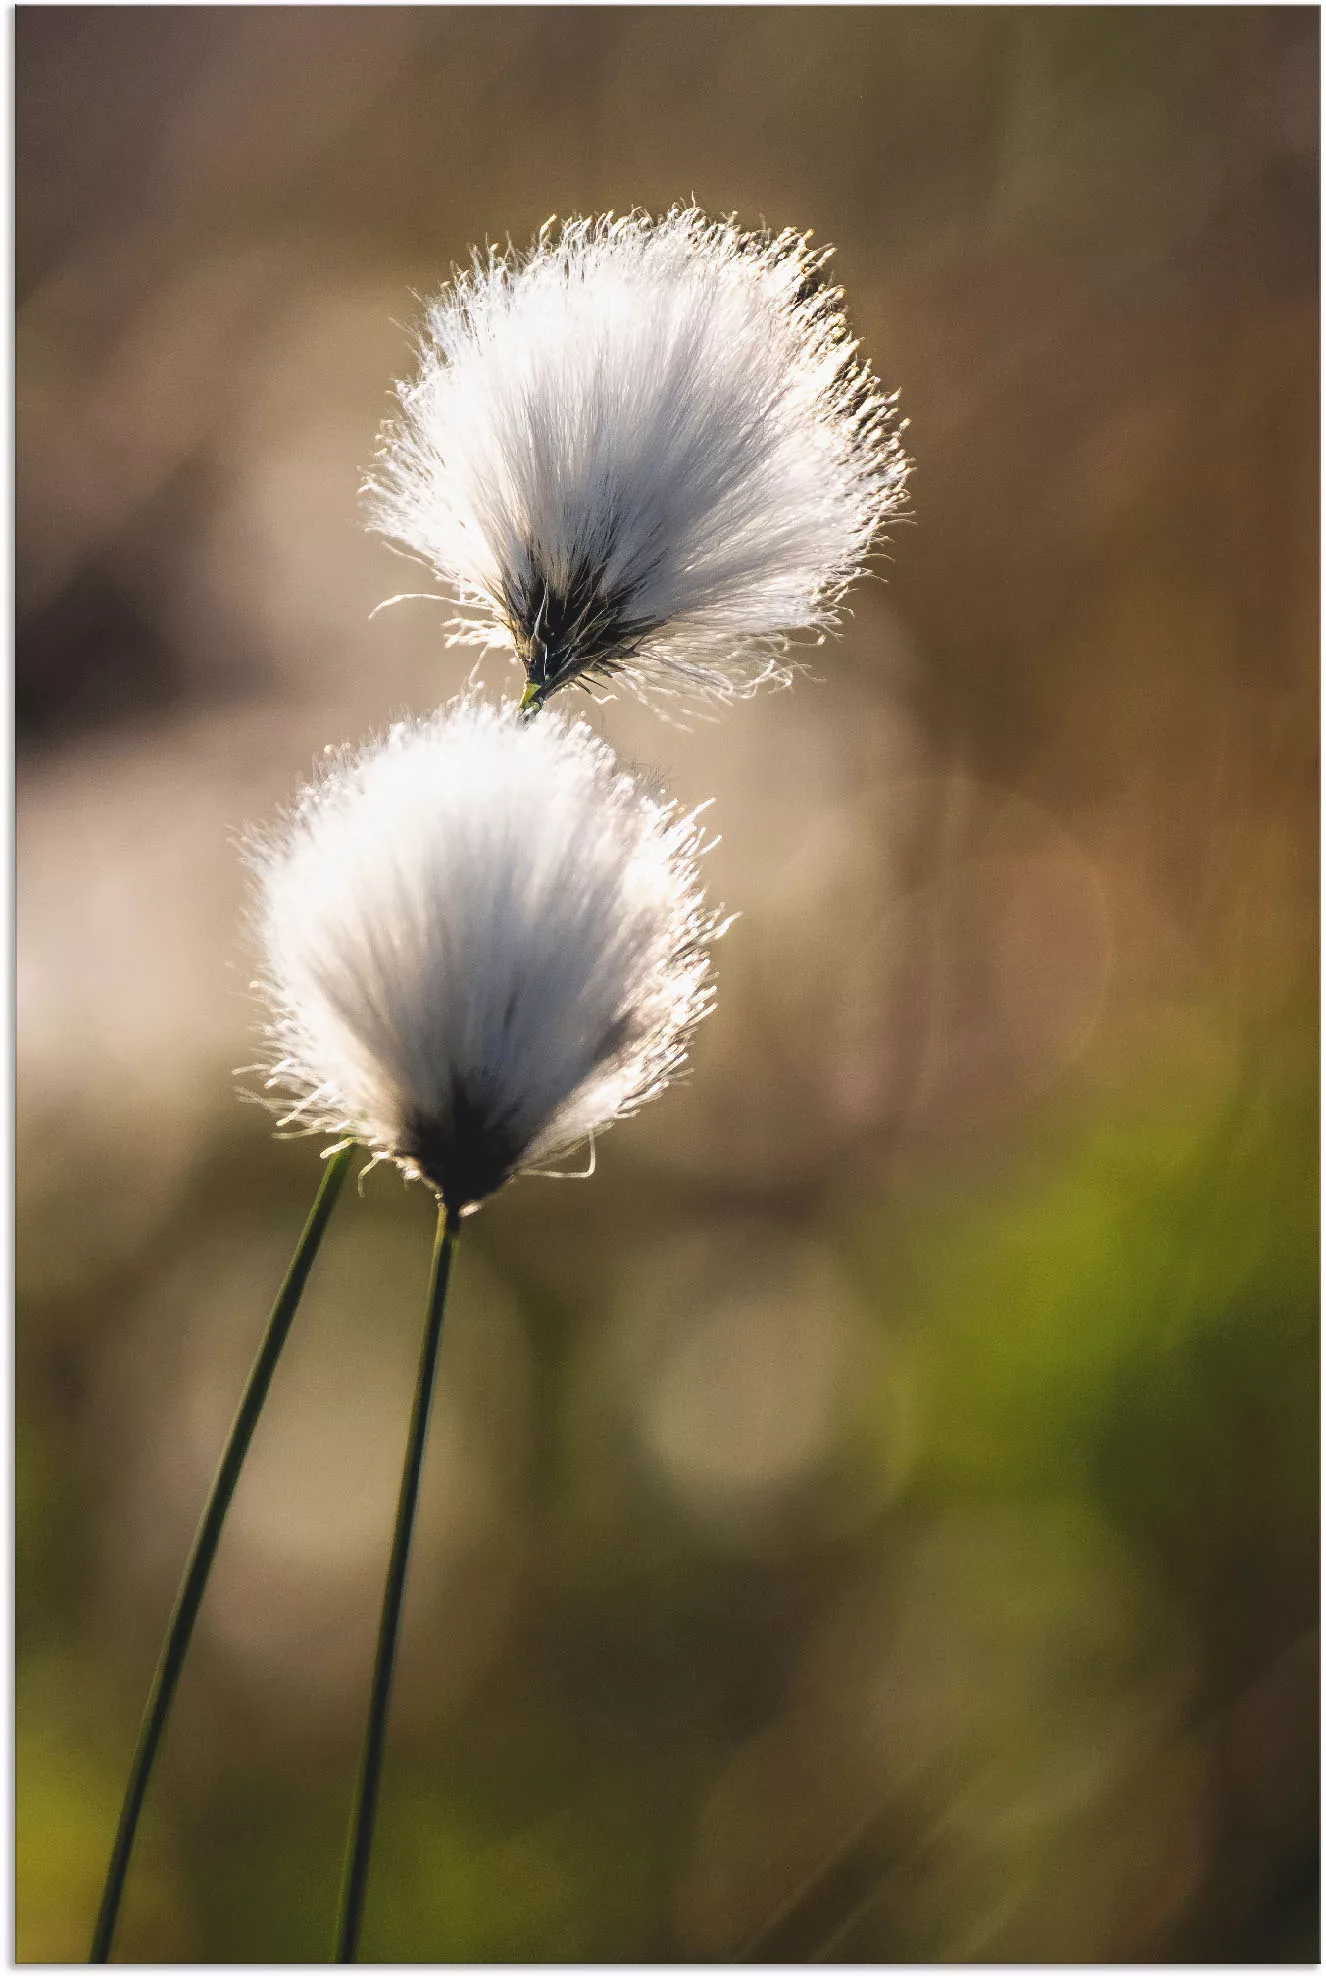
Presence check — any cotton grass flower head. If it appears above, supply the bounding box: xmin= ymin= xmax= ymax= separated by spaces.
xmin=367 ymin=207 xmax=910 ymax=712
xmin=246 ymin=697 xmax=725 ymax=1214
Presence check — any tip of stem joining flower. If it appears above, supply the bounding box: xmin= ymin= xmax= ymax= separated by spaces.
xmin=518 ymin=680 xmax=544 ymax=718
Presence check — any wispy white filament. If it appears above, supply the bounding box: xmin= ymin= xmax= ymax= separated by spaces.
xmin=368 ymin=207 xmax=910 ymax=709
xmin=246 ymin=698 xmax=724 ymax=1211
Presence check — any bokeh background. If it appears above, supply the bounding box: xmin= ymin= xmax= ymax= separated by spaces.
xmin=16 ymin=6 xmax=1319 ymax=1962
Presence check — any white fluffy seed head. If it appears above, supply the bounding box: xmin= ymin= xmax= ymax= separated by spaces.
xmin=367 ymin=207 xmax=910 ymax=711
xmin=244 ymin=698 xmax=725 ymax=1212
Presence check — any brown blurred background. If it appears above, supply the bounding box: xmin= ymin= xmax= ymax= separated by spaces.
xmin=16 ymin=6 xmax=1318 ymax=1962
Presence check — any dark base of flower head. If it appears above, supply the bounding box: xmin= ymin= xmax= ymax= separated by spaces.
xmin=503 ymin=551 xmax=660 ymax=704
xmin=400 ymin=1086 xmax=529 ymax=1214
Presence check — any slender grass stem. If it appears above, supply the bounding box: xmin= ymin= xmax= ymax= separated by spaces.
xmin=335 ymin=1202 xmax=458 ymax=1962
xmin=90 ymin=1142 xmax=355 ymax=1963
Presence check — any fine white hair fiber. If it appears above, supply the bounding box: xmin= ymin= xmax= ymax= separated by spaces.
xmin=367 ymin=206 xmax=911 ymax=711
xmin=244 ymin=697 xmax=725 ymax=1213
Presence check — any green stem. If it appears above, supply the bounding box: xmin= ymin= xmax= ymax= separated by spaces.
xmin=335 ymin=1202 xmax=458 ymax=1962
xmin=90 ymin=1142 xmax=355 ymax=1963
